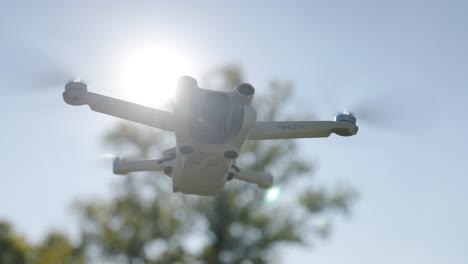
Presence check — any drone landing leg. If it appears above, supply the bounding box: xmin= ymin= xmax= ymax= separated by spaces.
xmin=230 ymin=165 xmax=273 ymax=189
xmin=113 ymin=158 xmax=173 ymax=175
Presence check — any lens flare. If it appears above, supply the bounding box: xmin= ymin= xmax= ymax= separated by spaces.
xmin=265 ymin=186 xmax=281 ymax=203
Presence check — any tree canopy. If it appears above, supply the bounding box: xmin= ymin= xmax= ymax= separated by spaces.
xmin=0 ymin=220 xmax=84 ymax=264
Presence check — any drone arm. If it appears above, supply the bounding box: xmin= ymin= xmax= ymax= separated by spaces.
xmin=63 ymin=87 xmax=174 ymax=131
xmin=248 ymin=121 xmax=358 ymax=140
xmin=231 ymin=166 xmax=273 ymax=189
xmin=87 ymin=92 xmax=174 ymax=131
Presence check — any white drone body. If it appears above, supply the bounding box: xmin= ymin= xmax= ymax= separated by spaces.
xmin=63 ymin=76 xmax=358 ymax=196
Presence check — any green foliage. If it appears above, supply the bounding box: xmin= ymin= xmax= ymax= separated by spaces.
xmin=74 ymin=65 xmax=358 ymax=263
xmin=33 ymin=232 xmax=85 ymax=264
xmin=0 ymin=220 xmax=84 ymax=264
xmin=0 ymin=221 xmax=30 ymax=264
xmin=74 ymin=177 xmax=193 ymax=263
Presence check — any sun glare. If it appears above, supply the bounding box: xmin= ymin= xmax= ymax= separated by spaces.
xmin=265 ymin=186 xmax=281 ymax=203
xmin=120 ymin=45 xmax=193 ymax=107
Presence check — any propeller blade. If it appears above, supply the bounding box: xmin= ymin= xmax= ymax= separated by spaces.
xmin=7 ymin=44 xmax=94 ymax=97
xmin=95 ymin=153 xmax=120 ymax=168
xmin=323 ymin=84 xmax=429 ymax=134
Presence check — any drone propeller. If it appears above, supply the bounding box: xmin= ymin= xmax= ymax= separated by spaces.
xmin=324 ymin=85 xmax=428 ymax=135
xmin=100 ymin=153 xmax=118 ymax=159
xmin=37 ymin=74 xmax=86 ymax=94
xmin=339 ymin=96 xmax=395 ymax=128
xmin=95 ymin=153 xmax=120 ymax=168
xmin=6 ymin=43 xmax=96 ymax=99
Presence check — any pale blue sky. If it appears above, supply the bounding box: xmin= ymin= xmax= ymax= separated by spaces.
xmin=1 ymin=1 xmax=468 ymax=263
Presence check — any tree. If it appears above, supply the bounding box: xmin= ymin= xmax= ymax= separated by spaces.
xmin=75 ymin=65 xmax=358 ymax=263
xmin=33 ymin=232 xmax=85 ymax=264
xmin=0 ymin=220 xmax=84 ymax=264
xmin=0 ymin=221 xmax=30 ymax=264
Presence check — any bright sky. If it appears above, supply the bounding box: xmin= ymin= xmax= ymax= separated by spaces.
xmin=1 ymin=1 xmax=468 ymax=263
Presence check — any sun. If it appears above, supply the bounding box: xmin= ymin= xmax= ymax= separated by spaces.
xmin=120 ymin=44 xmax=193 ymax=107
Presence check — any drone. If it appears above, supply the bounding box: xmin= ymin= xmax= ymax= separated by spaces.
xmin=63 ymin=76 xmax=358 ymax=196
